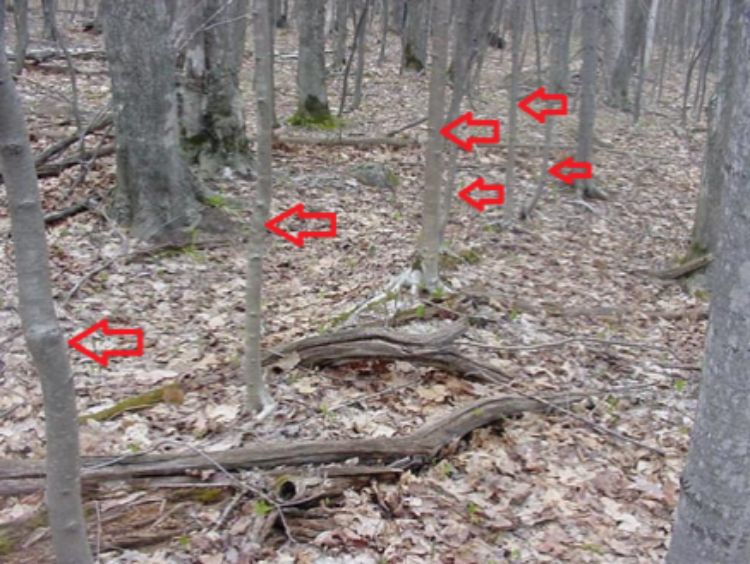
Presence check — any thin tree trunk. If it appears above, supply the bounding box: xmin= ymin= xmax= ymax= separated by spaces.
xmin=333 ymin=0 xmax=348 ymax=67
xmin=576 ymin=0 xmax=602 ymax=199
xmin=0 ymin=11 xmax=93 ymax=564
xmin=42 ymin=0 xmax=58 ymax=40
xmin=668 ymin=3 xmax=750 ymax=560
xmin=634 ymin=0 xmax=659 ymax=123
xmin=378 ymin=0 xmax=388 ymax=64
xmin=13 ymin=0 xmax=28 ymax=75
xmin=503 ymin=0 xmax=526 ymax=224
xmin=352 ymin=0 xmax=371 ymax=110
xmin=245 ymin=0 xmax=275 ymax=415
xmin=419 ymin=0 xmax=450 ymax=289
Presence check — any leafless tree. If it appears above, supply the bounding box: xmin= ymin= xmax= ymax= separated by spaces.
xmin=419 ymin=0 xmax=450 ymax=288
xmin=0 ymin=10 xmax=93 ymax=563
xmin=244 ymin=0 xmax=275 ymax=415
xmin=295 ymin=0 xmax=330 ymax=121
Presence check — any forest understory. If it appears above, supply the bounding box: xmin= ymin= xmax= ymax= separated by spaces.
xmin=0 ymin=11 xmax=709 ymax=564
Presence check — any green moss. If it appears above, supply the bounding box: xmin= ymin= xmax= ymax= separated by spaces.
xmin=0 ymin=533 xmax=14 ymax=556
xmin=459 ymin=248 xmax=482 ymax=265
xmin=384 ymin=168 xmax=400 ymax=187
xmin=80 ymin=383 xmax=184 ymax=422
xmin=289 ymin=111 xmax=342 ymax=130
xmin=681 ymin=240 xmax=709 ymax=264
xmin=170 ymin=487 xmax=227 ymax=504
xmin=289 ymin=96 xmax=341 ymax=129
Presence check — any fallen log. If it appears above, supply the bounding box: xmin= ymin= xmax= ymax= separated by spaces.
xmin=36 ymin=144 xmax=115 ymax=178
xmin=263 ymin=321 xmax=509 ymax=383
xmin=0 ymin=394 xmax=577 ymax=494
xmin=4 ymin=47 xmax=105 ymax=64
xmin=648 ymin=253 xmax=712 ymax=280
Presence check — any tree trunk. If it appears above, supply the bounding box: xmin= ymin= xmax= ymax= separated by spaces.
xmin=668 ymin=3 xmax=750 ymax=560
xmin=576 ymin=0 xmax=601 ymax=199
xmin=504 ymin=0 xmax=526 ymax=224
xmin=352 ymin=0 xmax=371 ymax=110
xmin=13 ymin=0 xmax=28 ymax=75
xmin=244 ymin=0 xmax=275 ymax=415
xmin=608 ymin=0 xmax=646 ymax=109
xmin=295 ymin=0 xmax=330 ymax=121
xmin=179 ymin=0 xmax=251 ymax=176
xmin=0 ymin=11 xmax=93 ymax=564
xmin=440 ymin=0 xmax=494 ymax=236
xmin=690 ymin=1 xmax=732 ymax=268
xmin=402 ymin=0 xmax=428 ymax=71
xmin=549 ymin=0 xmax=575 ymax=93
xmin=378 ymin=0 xmax=388 ymax=64
xmin=333 ymin=0 xmax=348 ymax=67
xmin=102 ymin=0 xmax=204 ymax=243
xmin=634 ymin=0 xmax=659 ymax=123
xmin=42 ymin=0 xmax=58 ymax=40
xmin=418 ymin=0 xmax=449 ymax=289
xmin=602 ymin=0 xmax=625 ymax=82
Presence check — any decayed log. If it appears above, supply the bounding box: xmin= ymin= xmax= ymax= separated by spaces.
xmin=4 ymin=48 xmax=105 ymax=64
xmin=0 ymin=394 xmax=578 ymax=494
xmin=263 ymin=321 xmax=508 ymax=383
xmin=648 ymin=254 xmax=712 ymax=280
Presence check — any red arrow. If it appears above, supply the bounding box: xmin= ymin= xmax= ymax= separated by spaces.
xmin=518 ymin=86 xmax=568 ymax=123
xmin=548 ymin=156 xmax=593 ymax=185
xmin=440 ymin=111 xmax=500 ymax=152
xmin=68 ymin=319 xmax=144 ymax=367
xmin=457 ymin=177 xmax=505 ymax=212
xmin=265 ymin=203 xmax=337 ymax=247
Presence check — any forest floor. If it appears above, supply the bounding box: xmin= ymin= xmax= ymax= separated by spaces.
xmin=0 ymin=14 xmax=710 ymax=564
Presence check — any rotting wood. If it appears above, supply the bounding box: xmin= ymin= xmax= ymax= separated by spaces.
xmin=262 ymin=320 xmax=508 ymax=384
xmin=0 ymin=394 xmax=578 ymax=493
xmin=647 ymin=253 xmax=712 ymax=280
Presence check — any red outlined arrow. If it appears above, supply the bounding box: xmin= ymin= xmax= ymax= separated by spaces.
xmin=68 ymin=319 xmax=144 ymax=367
xmin=265 ymin=203 xmax=337 ymax=247
xmin=518 ymin=86 xmax=568 ymax=123
xmin=457 ymin=177 xmax=505 ymax=212
xmin=548 ymin=156 xmax=593 ymax=185
xmin=440 ymin=111 xmax=500 ymax=152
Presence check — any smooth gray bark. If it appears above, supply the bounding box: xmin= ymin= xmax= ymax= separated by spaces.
xmin=668 ymin=3 xmax=750 ymax=560
xmin=576 ymin=0 xmax=602 ymax=198
xmin=503 ymin=0 xmax=526 ymax=224
xmin=0 ymin=11 xmax=93 ymax=564
xmin=245 ymin=0 xmax=274 ymax=415
xmin=419 ymin=0 xmax=449 ymax=289
xmin=333 ymin=0 xmax=348 ymax=67
xmin=440 ymin=0 xmax=494 ymax=236
xmin=549 ymin=0 xmax=575 ymax=93
xmin=42 ymin=0 xmax=58 ymax=40
xmin=602 ymin=0 xmax=625 ymax=82
xmin=378 ymin=0 xmax=388 ymax=64
xmin=102 ymin=0 xmax=204 ymax=242
xmin=402 ymin=0 xmax=428 ymax=71
xmin=691 ymin=1 xmax=731 ymax=268
xmin=179 ymin=0 xmax=251 ymax=176
xmin=13 ymin=0 xmax=28 ymax=75
xmin=295 ymin=0 xmax=330 ymax=120
xmin=609 ymin=0 xmax=646 ymax=109
xmin=352 ymin=0 xmax=370 ymax=110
